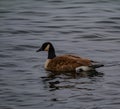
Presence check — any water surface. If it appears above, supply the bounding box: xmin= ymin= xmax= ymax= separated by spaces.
xmin=0 ymin=0 xmax=120 ymax=109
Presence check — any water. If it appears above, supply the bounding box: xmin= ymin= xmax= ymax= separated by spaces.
xmin=0 ymin=0 xmax=120 ymax=109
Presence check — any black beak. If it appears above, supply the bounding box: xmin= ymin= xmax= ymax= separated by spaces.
xmin=36 ymin=48 xmax=41 ymax=52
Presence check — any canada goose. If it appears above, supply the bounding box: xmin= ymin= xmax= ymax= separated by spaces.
xmin=36 ymin=42 xmax=104 ymax=73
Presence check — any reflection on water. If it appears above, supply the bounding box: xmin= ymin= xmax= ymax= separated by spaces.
xmin=41 ymin=70 xmax=104 ymax=92
xmin=42 ymin=70 xmax=104 ymax=79
xmin=0 ymin=0 xmax=120 ymax=109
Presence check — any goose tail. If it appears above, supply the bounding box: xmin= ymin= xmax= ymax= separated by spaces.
xmin=91 ymin=64 xmax=104 ymax=69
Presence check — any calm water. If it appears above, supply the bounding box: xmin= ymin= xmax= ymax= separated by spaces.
xmin=0 ymin=0 xmax=120 ymax=109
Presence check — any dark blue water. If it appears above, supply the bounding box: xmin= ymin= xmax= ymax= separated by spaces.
xmin=0 ymin=0 xmax=120 ymax=109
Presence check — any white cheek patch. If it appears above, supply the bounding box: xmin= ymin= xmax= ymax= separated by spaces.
xmin=45 ymin=44 xmax=50 ymax=51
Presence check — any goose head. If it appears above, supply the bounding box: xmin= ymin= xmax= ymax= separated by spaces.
xmin=36 ymin=42 xmax=56 ymax=59
xmin=36 ymin=42 xmax=52 ymax=52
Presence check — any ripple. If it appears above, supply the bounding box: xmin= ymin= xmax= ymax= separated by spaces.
xmin=60 ymin=5 xmax=83 ymax=9
xmin=13 ymin=69 xmax=28 ymax=73
xmin=12 ymin=46 xmax=27 ymax=51
xmin=107 ymin=81 xmax=120 ymax=89
xmin=81 ymin=34 xmax=101 ymax=39
xmin=12 ymin=45 xmax=38 ymax=51
xmin=11 ymin=30 xmax=30 ymax=34
xmin=0 ymin=30 xmax=30 ymax=34
xmin=0 ymin=10 xmax=11 ymax=14
xmin=109 ymin=17 xmax=120 ymax=20
xmin=112 ymin=26 xmax=120 ymax=29
xmin=0 ymin=54 xmax=12 ymax=58
xmin=48 ymin=0 xmax=63 ymax=3
xmin=0 ymin=63 xmax=18 ymax=68
xmin=106 ymin=30 xmax=120 ymax=33
xmin=19 ymin=45 xmax=38 ymax=49
xmin=19 ymin=11 xmax=50 ymax=16
xmin=0 ymin=106 xmax=13 ymax=109
xmin=7 ymin=18 xmax=29 ymax=21
xmin=40 ymin=25 xmax=62 ymax=29
xmin=95 ymin=20 xmax=117 ymax=24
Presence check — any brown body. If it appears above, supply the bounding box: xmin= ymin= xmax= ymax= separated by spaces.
xmin=45 ymin=55 xmax=92 ymax=72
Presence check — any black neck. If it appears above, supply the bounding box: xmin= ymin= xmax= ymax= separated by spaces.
xmin=48 ymin=44 xmax=56 ymax=59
